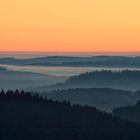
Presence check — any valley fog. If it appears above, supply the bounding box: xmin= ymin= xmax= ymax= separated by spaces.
xmin=0 ymin=64 xmax=140 ymax=76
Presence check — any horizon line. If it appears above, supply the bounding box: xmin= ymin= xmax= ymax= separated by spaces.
xmin=1 ymin=51 xmax=140 ymax=54
xmin=0 ymin=51 xmax=140 ymax=58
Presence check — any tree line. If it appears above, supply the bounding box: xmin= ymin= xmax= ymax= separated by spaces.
xmin=0 ymin=89 xmax=140 ymax=140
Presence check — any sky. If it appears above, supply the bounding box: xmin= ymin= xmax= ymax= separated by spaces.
xmin=0 ymin=0 xmax=140 ymax=53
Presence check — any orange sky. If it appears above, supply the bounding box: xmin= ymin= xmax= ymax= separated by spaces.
xmin=0 ymin=0 xmax=140 ymax=53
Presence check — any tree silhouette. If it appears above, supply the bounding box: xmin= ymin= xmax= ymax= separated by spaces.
xmin=0 ymin=89 xmax=140 ymax=140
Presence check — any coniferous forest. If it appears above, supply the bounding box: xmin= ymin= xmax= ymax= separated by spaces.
xmin=113 ymin=101 xmax=140 ymax=124
xmin=0 ymin=90 xmax=140 ymax=140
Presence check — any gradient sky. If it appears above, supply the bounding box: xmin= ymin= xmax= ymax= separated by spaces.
xmin=0 ymin=0 xmax=140 ymax=53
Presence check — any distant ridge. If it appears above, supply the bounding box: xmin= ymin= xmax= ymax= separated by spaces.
xmin=27 ymin=70 xmax=140 ymax=92
xmin=1 ymin=56 xmax=140 ymax=67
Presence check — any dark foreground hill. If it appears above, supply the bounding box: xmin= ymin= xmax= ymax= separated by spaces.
xmin=113 ymin=101 xmax=140 ymax=124
xmin=0 ymin=90 xmax=140 ymax=140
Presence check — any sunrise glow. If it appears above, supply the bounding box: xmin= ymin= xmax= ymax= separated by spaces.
xmin=0 ymin=0 xmax=140 ymax=53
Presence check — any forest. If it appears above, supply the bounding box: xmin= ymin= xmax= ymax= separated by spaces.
xmin=34 ymin=70 xmax=140 ymax=92
xmin=0 ymin=90 xmax=140 ymax=140
xmin=113 ymin=101 xmax=140 ymax=123
xmin=65 ymin=70 xmax=140 ymax=91
xmin=45 ymin=88 xmax=140 ymax=111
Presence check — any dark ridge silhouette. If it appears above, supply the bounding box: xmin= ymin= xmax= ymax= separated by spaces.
xmin=1 ymin=90 xmax=140 ymax=140
xmin=2 ymin=56 xmax=140 ymax=67
xmin=65 ymin=70 xmax=140 ymax=89
xmin=113 ymin=100 xmax=140 ymax=123
xmin=29 ymin=70 xmax=140 ymax=92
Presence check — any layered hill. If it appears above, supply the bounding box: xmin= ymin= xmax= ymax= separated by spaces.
xmin=29 ymin=70 xmax=140 ymax=92
xmin=0 ymin=67 xmax=66 ymax=90
xmin=1 ymin=56 xmax=140 ymax=67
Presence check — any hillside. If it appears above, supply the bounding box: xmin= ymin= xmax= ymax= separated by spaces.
xmin=0 ymin=67 xmax=66 ymax=90
xmin=0 ymin=90 xmax=140 ymax=140
xmin=1 ymin=56 xmax=140 ymax=67
xmin=29 ymin=70 xmax=140 ymax=92
xmin=113 ymin=100 xmax=140 ymax=123
xmin=44 ymin=88 xmax=140 ymax=111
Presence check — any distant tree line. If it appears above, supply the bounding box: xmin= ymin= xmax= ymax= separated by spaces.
xmin=61 ymin=70 xmax=140 ymax=91
xmin=2 ymin=56 xmax=140 ymax=67
xmin=45 ymin=88 xmax=140 ymax=111
xmin=66 ymin=70 xmax=140 ymax=85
